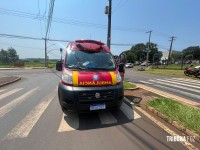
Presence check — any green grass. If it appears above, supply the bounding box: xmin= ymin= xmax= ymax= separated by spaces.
xmin=144 ymin=69 xmax=200 ymax=80
xmin=155 ymin=64 xmax=189 ymax=70
xmin=0 ymin=61 xmax=56 ymax=68
xmin=0 ymin=64 xmax=14 ymax=68
xmin=148 ymin=98 xmax=200 ymax=135
xmin=123 ymin=81 xmax=137 ymax=89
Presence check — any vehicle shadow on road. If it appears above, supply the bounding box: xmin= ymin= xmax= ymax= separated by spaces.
xmin=63 ymin=104 xmax=139 ymax=131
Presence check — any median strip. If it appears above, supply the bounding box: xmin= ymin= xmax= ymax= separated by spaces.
xmin=147 ymin=98 xmax=200 ymax=141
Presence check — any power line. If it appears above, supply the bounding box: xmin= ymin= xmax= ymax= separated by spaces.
xmin=0 ymin=8 xmax=149 ymax=33
xmin=0 ymin=42 xmax=44 ymax=50
xmin=0 ymin=33 xmax=134 ymax=46
xmin=0 ymin=33 xmax=42 ymax=40
xmin=112 ymin=0 xmax=128 ymax=13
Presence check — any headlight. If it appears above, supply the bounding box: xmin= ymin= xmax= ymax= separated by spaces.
xmin=61 ymin=73 xmax=72 ymax=85
xmin=116 ymin=72 xmax=122 ymax=83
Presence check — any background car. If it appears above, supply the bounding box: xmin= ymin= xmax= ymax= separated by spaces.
xmin=125 ymin=63 xmax=134 ymax=68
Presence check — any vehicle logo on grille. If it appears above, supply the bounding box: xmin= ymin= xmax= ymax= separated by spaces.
xmin=95 ymin=93 xmax=100 ymax=98
xmin=93 ymin=75 xmax=98 ymax=81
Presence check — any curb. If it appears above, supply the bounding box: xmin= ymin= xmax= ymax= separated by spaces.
xmin=124 ymin=81 xmax=139 ymax=90
xmin=141 ymin=104 xmax=200 ymax=143
xmin=0 ymin=77 xmax=21 ymax=87
xmin=124 ymin=87 xmax=139 ymax=90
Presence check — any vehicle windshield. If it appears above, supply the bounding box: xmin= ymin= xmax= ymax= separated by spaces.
xmin=65 ymin=50 xmax=116 ymax=71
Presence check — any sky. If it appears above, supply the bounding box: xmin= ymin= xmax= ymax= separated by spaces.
xmin=0 ymin=0 xmax=200 ymax=59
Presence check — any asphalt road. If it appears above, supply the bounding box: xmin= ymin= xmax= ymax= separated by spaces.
xmin=125 ymin=68 xmax=200 ymax=103
xmin=0 ymin=68 xmax=198 ymax=150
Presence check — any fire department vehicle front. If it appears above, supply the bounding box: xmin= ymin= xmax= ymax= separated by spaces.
xmin=56 ymin=39 xmax=124 ymax=112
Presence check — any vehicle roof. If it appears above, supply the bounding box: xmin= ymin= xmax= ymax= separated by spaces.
xmin=67 ymin=39 xmax=110 ymax=52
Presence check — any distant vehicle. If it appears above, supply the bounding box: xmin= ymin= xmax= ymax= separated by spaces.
xmin=125 ymin=63 xmax=134 ymax=68
xmin=56 ymin=39 xmax=126 ymax=113
xmin=140 ymin=61 xmax=151 ymax=66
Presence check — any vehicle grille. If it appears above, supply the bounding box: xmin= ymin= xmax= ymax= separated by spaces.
xmin=79 ymin=90 xmax=115 ymax=104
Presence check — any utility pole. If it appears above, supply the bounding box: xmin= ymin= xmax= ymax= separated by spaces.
xmin=45 ymin=38 xmax=47 ymax=67
xmin=167 ymin=36 xmax=176 ymax=65
xmin=146 ymin=30 xmax=152 ymax=67
xmin=105 ymin=0 xmax=112 ymax=49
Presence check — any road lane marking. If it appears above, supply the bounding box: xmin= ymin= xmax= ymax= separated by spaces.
xmin=172 ymin=77 xmax=200 ymax=84
xmin=149 ymin=80 xmax=200 ymax=93
xmin=0 ymin=88 xmax=23 ymax=100
xmin=124 ymin=97 xmax=134 ymax=105
xmin=135 ymin=106 xmax=197 ymax=150
xmin=58 ymin=112 xmax=79 ymax=132
xmin=0 ymin=89 xmax=6 ymax=93
xmin=98 ymin=110 xmax=117 ymax=125
xmin=5 ymin=88 xmax=57 ymax=140
xmin=150 ymin=83 xmax=200 ymax=100
xmin=163 ymin=78 xmax=200 ymax=86
xmin=140 ymin=81 xmax=154 ymax=85
xmin=0 ymin=88 xmax=38 ymax=118
xmin=120 ymin=102 xmax=141 ymax=120
xmin=156 ymin=79 xmax=200 ymax=89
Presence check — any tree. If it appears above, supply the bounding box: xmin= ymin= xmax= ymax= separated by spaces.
xmin=0 ymin=49 xmax=9 ymax=64
xmin=125 ymin=50 xmax=136 ymax=63
xmin=171 ymin=51 xmax=182 ymax=62
xmin=130 ymin=43 xmax=146 ymax=62
xmin=182 ymin=46 xmax=200 ymax=61
xmin=7 ymin=47 xmax=19 ymax=63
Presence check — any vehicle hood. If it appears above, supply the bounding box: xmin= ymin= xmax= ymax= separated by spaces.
xmin=71 ymin=70 xmax=118 ymax=86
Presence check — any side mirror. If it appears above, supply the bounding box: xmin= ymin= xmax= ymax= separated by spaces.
xmin=119 ymin=53 xmax=126 ymax=65
xmin=56 ymin=61 xmax=63 ymax=71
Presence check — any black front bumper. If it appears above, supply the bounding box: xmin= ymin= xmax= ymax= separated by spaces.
xmin=58 ymin=83 xmax=124 ymax=112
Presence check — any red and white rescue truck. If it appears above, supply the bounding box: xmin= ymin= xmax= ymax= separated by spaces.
xmin=56 ymin=39 xmax=126 ymax=113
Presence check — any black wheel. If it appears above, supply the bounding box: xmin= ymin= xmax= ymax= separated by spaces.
xmin=184 ymin=71 xmax=189 ymax=76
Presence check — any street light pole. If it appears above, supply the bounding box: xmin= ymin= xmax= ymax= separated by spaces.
xmin=60 ymin=48 xmax=63 ymax=61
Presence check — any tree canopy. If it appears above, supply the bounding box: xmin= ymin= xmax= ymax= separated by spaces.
xmin=182 ymin=46 xmax=200 ymax=61
xmin=0 ymin=47 xmax=19 ymax=64
xmin=125 ymin=42 xmax=162 ymax=63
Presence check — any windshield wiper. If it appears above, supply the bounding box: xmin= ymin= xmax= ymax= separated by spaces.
xmin=66 ymin=64 xmax=87 ymax=70
xmin=87 ymin=67 xmax=114 ymax=70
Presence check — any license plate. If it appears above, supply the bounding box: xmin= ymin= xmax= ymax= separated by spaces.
xmin=90 ymin=104 xmax=106 ymax=111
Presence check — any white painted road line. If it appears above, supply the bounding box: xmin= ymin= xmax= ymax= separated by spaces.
xmin=149 ymin=83 xmax=200 ymax=100
xmin=140 ymin=81 xmax=154 ymax=85
xmin=135 ymin=107 xmax=197 ymax=150
xmin=120 ymin=102 xmax=141 ymax=120
xmin=0 ymin=88 xmax=38 ymax=118
xmin=156 ymin=79 xmax=200 ymax=89
xmin=58 ymin=112 xmax=79 ymax=132
xmin=0 ymin=88 xmax=23 ymax=100
xmin=0 ymin=89 xmax=6 ymax=93
xmin=149 ymin=80 xmax=200 ymax=93
xmin=99 ymin=110 xmax=117 ymax=125
xmin=172 ymin=77 xmax=200 ymax=84
xmin=165 ymin=78 xmax=200 ymax=86
xmin=5 ymin=88 xmax=57 ymax=140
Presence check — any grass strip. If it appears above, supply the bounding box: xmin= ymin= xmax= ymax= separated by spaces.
xmin=144 ymin=69 xmax=199 ymax=80
xmin=148 ymin=98 xmax=200 ymax=135
xmin=123 ymin=81 xmax=136 ymax=89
